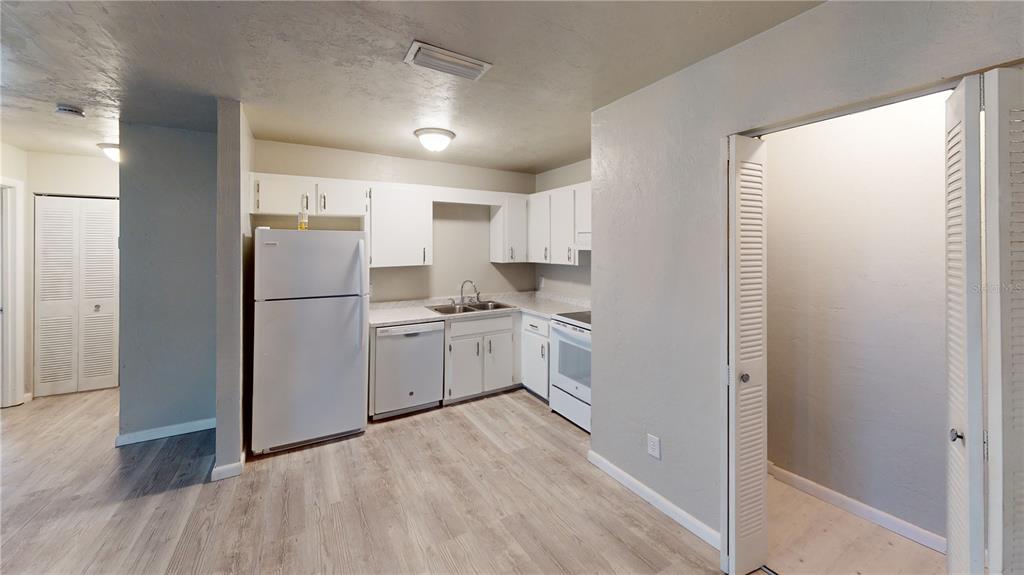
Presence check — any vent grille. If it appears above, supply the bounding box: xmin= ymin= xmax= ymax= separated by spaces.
xmin=404 ymin=41 xmax=492 ymax=81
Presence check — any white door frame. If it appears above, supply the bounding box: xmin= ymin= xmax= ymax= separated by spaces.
xmin=1 ymin=177 xmax=26 ymax=407
xmin=719 ymin=78 xmax=993 ymax=574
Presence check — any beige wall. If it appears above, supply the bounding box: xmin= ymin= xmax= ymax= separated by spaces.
xmin=254 ymin=140 xmax=534 ymax=194
xmin=28 ymin=152 xmax=118 ymax=197
xmin=2 ymin=142 xmax=28 ymax=182
xmin=535 ymin=158 xmax=590 ymax=192
xmin=371 ymin=202 xmax=535 ymax=302
xmin=592 ymin=1 xmax=1023 ymax=534
xmin=765 ymin=92 xmax=947 ymax=535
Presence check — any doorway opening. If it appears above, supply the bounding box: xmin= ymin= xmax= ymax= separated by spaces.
xmin=724 ymin=86 xmax=975 ymax=575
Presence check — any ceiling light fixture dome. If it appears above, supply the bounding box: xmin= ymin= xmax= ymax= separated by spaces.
xmin=97 ymin=143 xmax=120 ymax=162
xmin=414 ymin=128 xmax=455 ymax=152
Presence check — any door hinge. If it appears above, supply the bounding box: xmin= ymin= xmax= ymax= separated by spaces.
xmin=983 ymin=429 xmax=989 ymax=461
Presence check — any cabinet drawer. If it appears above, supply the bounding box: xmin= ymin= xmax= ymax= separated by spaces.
xmin=449 ymin=314 xmax=514 ymax=338
xmin=521 ymin=314 xmax=549 ymax=337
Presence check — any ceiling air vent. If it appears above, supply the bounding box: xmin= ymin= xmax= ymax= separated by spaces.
xmin=404 ymin=41 xmax=492 ymax=81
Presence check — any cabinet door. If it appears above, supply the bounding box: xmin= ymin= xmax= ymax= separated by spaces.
xmin=317 ymin=179 xmax=368 ymax=216
xmin=527 ymin=192 xmax=550 ymax=263
xmin=489 ymin=195 xmax=528 ymax=263
xmin=550 ymin=186 xmax=576 ymax=265
xmin=520 ymin=330 xmax=548 ymax=399
xmin=254 ymin=174 xmax=314 ymax=215
xmin=77 ymin=199 xmax=119 ymax=392
xmin=574 ymin=182 xmax=592 ymax=248
xmin=484 ymin=332 xmax=514 ymax=391
xmin=447 ymin=337 xmax=483 ymax=401
xmin=370 ymin=188 xmax=432 ymax=267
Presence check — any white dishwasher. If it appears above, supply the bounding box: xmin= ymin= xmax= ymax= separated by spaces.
xmin=372 ymin=321 xmax=445 ymax=418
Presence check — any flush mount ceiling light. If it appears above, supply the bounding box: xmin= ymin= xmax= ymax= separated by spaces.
xmin=55 ymin=104 xmax=85 ymax=118
xmin=404 ymin=41 xmax=492 ymax=81
xmin=97 ymin=143 xmax=120 ymax=162
xmin=414 ymin=128 xmax=455 ymax=152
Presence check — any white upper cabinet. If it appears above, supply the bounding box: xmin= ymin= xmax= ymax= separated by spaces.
xmin=490 ymin=195 xmax=528 ymax=263
xmin=527 ymin=192 xmax=551 ymax=263
xmin=573 ymin=181 xmax=592 ymax=250
xmin=549 ymin=186 xmax=576 ymax=265
xmin=253 ymin=173 xmax=315 ymax=215
xmin=316 ymin=179 xmax=368 ymax=216
xmin=370 ymin=187 xmax=432 ymax=268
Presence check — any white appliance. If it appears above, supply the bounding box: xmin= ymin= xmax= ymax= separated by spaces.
xmin=549 ymin=311 xmax=591 ymax=432
xmin=372 ymin=321 xmax=444 ymax=418
xmin=252 ymin=228 xmax=369 ymax=454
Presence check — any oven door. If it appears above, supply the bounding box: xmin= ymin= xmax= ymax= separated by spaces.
xmin=550 ymin=320 xmax=592 ymax=404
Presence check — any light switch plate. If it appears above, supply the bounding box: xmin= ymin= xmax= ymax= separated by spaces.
xmin=647 ymin=433 xmax=661 ymax=460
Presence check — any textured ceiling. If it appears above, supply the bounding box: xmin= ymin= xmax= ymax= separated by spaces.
xmin=1 ymin=1 xmax=817 ymax=173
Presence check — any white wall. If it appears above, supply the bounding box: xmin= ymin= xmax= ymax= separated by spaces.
xmin=765 ymin=92 xmax=947 ymax=536
xmin=28 ymin=152 xmax=118 ymax=197
xmin=119 ymin=123 xmax=218 ymax=437
xmin=591 ymin=1 xmax=1024 ymax=535
xmin=1 ymin=142 xmax=31 ymax=402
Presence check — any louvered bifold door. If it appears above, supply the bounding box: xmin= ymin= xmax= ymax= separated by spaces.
xmin=985 ymin=66 xmax=1024 ymax=575
xmin=34 ymin=196 xmax=79 ymax=396
xmin=945 ymin=75 xmax=986 ymax=575
xmin=727 ymin=135 xmax=768 ymax=575
xmin=77 ymin=198 xmax=118 ymax=391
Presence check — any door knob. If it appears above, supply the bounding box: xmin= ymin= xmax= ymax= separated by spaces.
xmin=950 ymin=428 xmax=964 ymax=443
xmin=739 ymin=373 xmax=750 ymax=383
xmin=94 ymin=304 xmax=101 ymax=312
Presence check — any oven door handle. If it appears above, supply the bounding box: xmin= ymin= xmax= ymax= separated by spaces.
xmin=551 ymin=322 xmax=591 ymax=345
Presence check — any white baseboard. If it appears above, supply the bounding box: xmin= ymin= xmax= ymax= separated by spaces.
xmin=587 ymin=450 xmax=720 ymax=550
xmin=768 ymin=462 xmax=946 ymax=553
xmin=115 ymin=417 xmax=216 ymax=447
xmin=211 ymin=456 xmax=244 ymax=481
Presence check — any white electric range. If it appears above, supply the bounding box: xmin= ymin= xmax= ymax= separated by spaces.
xmin=549 ymin=311 xmax=591 ymax=432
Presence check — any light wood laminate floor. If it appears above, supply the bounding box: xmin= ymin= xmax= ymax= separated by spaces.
xmin=2 ymin=388 xmax=944 ymax=574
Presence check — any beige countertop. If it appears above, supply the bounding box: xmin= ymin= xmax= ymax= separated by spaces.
xmin=368 ymin=291 xmax=588 ymax=328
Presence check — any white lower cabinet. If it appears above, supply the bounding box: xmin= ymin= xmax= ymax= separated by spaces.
xmin=445 ymin=314 xmax=515 ymax=402
xmin=520 ymin=313 xmax=549 ymax=399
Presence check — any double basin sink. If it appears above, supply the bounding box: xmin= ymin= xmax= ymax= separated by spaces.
xmin=427 ymin=301 xmax=514 ymax=315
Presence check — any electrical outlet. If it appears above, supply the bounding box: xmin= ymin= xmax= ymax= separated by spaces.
xmin=647 ymin=433 xmax=661 ymax=460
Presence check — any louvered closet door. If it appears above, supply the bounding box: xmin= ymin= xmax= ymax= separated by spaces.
xmin=727 ymin=134 xmax=768 ymax=575
xmin=77 ymin=199 xmax=118 ymax=391
xmin=985 ymin=66 xmax=1024 ymax=575
xmin=35 ymin=196 xmax=79 ymax=396
xmin=945 ymin=75 xmax=985 ymax=575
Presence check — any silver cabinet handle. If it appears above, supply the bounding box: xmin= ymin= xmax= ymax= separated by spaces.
xmin=489 ymin=339 xmax=493 ymax=354
xmin=322 ymin=192 xmax=326 ymax=210
xmin=303 ymin=194 xmax=309 ymax=210
xmin=544 ymin=246 xmax=548 ymax=261
xmin=255 ymin=182 xmax=260 ymax=210
xmin=510 ymin=246 xmax=514 ymax=261
xmin=476 ymin=341 xmax=480 ymax=356
xmin=568 ymin=246 xmax=572 ymax=262
xmin=422 ymin=247 xmax=426 ymax=264
xmin=541 ymin=344 xmax=545 ymax=359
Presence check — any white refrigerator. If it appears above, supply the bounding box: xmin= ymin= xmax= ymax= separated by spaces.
xmin=252 ymin=228 xmax=369 ymax=454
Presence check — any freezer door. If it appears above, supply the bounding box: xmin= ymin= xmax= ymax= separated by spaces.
xmin=252 ymin=296 xmax=367 ymax=453
xmin=255 ymin=228 xmax=366 ymax=301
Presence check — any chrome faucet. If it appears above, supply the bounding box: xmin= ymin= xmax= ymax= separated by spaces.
xmin=460 ymin=280 xmax=480 ymax=305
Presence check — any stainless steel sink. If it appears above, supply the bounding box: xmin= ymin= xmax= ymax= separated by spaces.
xmin=427 ymin=304 xmax=478 ymax=315
xmin=468 ymin=301 xmax=513 ymax=311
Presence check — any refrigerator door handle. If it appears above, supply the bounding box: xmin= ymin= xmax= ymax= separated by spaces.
xmin=357 ymin=239 xmax=367 ymax=350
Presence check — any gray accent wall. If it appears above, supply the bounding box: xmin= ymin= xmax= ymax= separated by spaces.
xmin=765 ymin=92 xmax=948 ymax=535
xmin=591 ymin=1 xmax=1024 ymax=533
xmin=119 ymin=123 xmax=218 ymax=435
